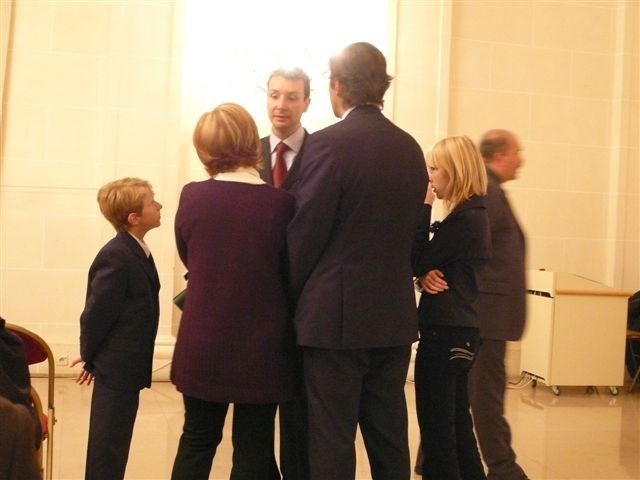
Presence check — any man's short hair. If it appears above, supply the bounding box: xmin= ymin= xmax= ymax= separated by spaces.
xmin=193 ymin=102 xmax=263 ymax=176
xmin=97 ymin=177 xmax=153 ymax=231
xmin=268 ymin=67 xmax=311 ymax=99
xmin=478 ymin=129 xmax=513 ymax=162
xmin=329 ymin=42 xmax=392 ymax=108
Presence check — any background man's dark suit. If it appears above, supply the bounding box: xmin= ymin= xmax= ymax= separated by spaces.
xmin=288 ymin=105 xmax=427 ymax=479
xmin=468 ymin=168 xmax=528 ymax=480
xmin=80 ymin=230 xmax=160 ymax=479
xmin=261 ymin=132 xmax=309 ymax=480
xmin=471 ymin=169 xmax=525 ymax=341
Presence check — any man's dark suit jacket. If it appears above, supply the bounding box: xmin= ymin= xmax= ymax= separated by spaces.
xmin=473 ymin=169 xmax=526 ymax=341
xmin=260 ymin=132 xmax=308 ymax=192
xmin=288 ymin=105 xmax=428 ymax=349
xmin=80 ymin=230 xmax=161 ymax=391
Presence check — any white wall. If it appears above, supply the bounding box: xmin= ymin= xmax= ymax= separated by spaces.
xmin=1 ymin=0 xmax=637 ymax=379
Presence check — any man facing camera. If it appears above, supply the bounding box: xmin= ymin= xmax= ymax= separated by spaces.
xmin=261 ymin=67 xmax=311 ymax=480
xmin=287 ymin=42 xmax=428 ymax=480
xmin=261 ymin=67 xmax=310 ymax=192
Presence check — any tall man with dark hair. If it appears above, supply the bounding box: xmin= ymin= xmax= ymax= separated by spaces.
xmin=261 ymin=67 xmax=311 ymax=480
xmin=471 ymin=129 xmax=529 ymax=480
xmin=287 ymin=42 xmax=428 ymax=480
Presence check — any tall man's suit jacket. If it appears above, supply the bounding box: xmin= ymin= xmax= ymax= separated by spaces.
xmin=260 ymin=131 xmax=308 ymax=192
xmin=80 ymin=230 xmax=161 ymax=391
xmin=473 ymin=169 xmax=526 ymax=341
xmin=288 ymin=105 xmax=428 ymax=349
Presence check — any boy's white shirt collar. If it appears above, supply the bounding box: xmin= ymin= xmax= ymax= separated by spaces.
xmin=213 ymin=166 xmax=265 ymax=185
xmin=128 ymin=231 xmax=150 ymax=258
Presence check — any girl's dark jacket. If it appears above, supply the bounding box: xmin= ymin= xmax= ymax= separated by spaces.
xmin=412 ymin=195 xmax=491 ymax=330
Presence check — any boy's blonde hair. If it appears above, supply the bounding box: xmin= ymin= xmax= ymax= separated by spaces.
xmin=427 ymin=135 xmax=487 ymax=210
xmin=97 ymin=177 xmax=153 ymax=231
xmin=193 ymin=103 xmax=262 ymax=176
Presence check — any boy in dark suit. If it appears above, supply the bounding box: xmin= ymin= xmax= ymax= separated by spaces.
xmin=71 ymin=177 xmax=162 ymax=480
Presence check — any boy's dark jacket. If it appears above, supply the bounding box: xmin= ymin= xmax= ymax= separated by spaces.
xmin=80 ymin=230 xmax=160 ymax=391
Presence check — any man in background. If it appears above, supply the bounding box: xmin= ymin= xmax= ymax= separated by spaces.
xmin=287 ymin=42 xmax=427 ymax=479
xmin=261 ymin=67 xmax=311 ymax=480
xmin=470 ymin=129 xmax=529 ymax=480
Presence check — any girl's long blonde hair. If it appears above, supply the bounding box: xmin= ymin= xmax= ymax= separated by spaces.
xmin=426 ymin=135 xmax=488 ymax=210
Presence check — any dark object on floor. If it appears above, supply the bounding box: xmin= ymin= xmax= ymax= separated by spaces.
xmin=414 ymin=443 xmax=423 ymax=475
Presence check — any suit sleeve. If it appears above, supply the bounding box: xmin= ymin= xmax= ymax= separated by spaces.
xmin=287 ymin=136 xmax=341 ymax=296
xmin=80 ymin=251 xmax=127 ymax=366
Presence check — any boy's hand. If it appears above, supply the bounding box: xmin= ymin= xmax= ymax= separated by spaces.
xmin=70 ymin=357 xmax=95 ymax=386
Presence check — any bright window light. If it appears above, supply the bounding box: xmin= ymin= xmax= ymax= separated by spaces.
xmin=180 ymin=0 xmax=391 ymax=135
